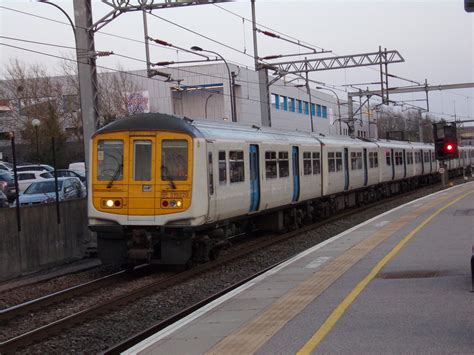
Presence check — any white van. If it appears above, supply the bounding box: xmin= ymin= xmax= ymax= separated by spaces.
xmin=68 ymin=162 xmax=85 ymax=175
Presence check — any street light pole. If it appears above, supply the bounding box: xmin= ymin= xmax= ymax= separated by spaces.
xmin=191 ymin=46 xmax=236 ymax=122
xmin=315 ymin=86 xmax=342 ymax=135
xmin=32 ymin=118 xmax=41 ymax=163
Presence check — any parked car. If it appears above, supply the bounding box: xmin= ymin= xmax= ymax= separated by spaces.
xmin=0 ymin=170 xmax=17 ymax=203
xmin=17 ymin=170 xmax=54 ymax=193
xmin=68 ymin=162 xmax=85 ymax=175
xmin=17 ymin=177 xmax=86 ymax=206
xmin=16 ymin=164 xmax=54 ymax=172
xmin=54 ymin=169 xmax=87 ymax=185
xmin=0 ymin=190 xmax=8 ymax=208
xmin=0 ymin=161 xmax=13 ymax=172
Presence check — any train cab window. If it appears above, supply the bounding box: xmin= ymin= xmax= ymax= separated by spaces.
xmin=218 ymin=151 xmax=227 ymax=184
xmin=303 ymin=152 xmax=312 ymax=175
xmin=229 ymin=150 xmax=244 ymax=183
xmin=278 ymin=152 xmax=289 ymax=177
xmin=369 ymin=151 xmax=378 ymax=168
xmin=312 ymin=152 xmax=321 ymax=174
xmin=335 ymin=152 xmax=343 ymax=172
xmin=386 ymin=151 xmax=391 ymax=166
xmin=133 ymin=140 xmax=152 ymax=181
xmin=97 ymin=140 xmax=123 ymax=181
xmin=265 ymin=151 xmax=277 ymax=179
xmin=162 ymin=140 xmax=188 ymax=181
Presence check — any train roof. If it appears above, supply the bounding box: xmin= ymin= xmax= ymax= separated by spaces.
xmin=93 ymin=113 xmax=204 ymax=138
xmin=93 ymin=113 xmax=437 ymax=150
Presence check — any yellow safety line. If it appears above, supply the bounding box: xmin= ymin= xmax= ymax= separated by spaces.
xmin=297 ymin=190 xmax=473 ymax=355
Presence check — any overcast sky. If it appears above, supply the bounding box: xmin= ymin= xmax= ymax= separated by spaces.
xmin=0 ymin=0 xmax=473 ymax=122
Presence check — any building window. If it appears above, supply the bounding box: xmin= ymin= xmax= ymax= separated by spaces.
xmin=271 ymin=93 xmax=280 ymax=110
xmin=229 ymin=150 xmax=244 ymax=183
xmin=316 ymin=104 xmax=322 ymax=117
xmin=304 ymin=101 xmax=309 ymax=115
xmin=278 ymin=151 xmax=289 ymax=177
xmin=297 ymin=100 xmax=302 ymax=113
xmin=218 ymin=151 xmax=227 ymax=183
xmin=322 ymin=105 xmax=328 ymax=118
xmin=289 ymin=98 xmax=295 ymax=112
xmin=282 ymin=96 xmax=288 ymax=111
xmin=369 ymin=151 xmax=378 ymax=168
xmin=303 ymin=152 xmax=312 ymax=175
xmin=312 ymin=152 xmax=321 ymax=174
xmin=265 ymin=151 xmax=277 ymax=179
xmin=311 ymin=103 xmax=316 ymax=117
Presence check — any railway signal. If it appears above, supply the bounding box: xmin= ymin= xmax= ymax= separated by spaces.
xmin=433 ymin=122 xmax=458 ymax=161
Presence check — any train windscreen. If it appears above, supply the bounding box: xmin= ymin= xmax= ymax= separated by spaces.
xmin=161 ymin=140 xmax=188 ymax=181
xmin=97 ymin=140 xmax=124 ymax=181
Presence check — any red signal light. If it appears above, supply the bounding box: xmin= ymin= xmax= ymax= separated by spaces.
xmin=444 ymin=143 xmax=455 ymax=153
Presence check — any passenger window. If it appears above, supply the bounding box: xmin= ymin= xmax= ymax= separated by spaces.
xmin=133 ymin=140 xmax=152 ymax=181
xmin=335 ymin=152 xmax=343 ymax=172
xmin=265 ymin=151 xmax=277 ymax=179
xmin=278 ymin=152 xmax=289 ymax=178
xmin=369 ymin=152 xmax=379 ymax=168
xmin=97 ymin=140 xmax=123 ymax=181
xmin=386 ymin=151 xmax=391 ymax=166
xmin=303 ymin=152 xmax=312 ymax=175
xmin=328 ymin=152 xmax=335 ymax=173
xmin=351 ymin=152 xmax=357 ymax=170
xmin=312 ymin=152 xmax=321 ymax=174
xmin=229 ymin=150 xmax=244 ymax=183
xmin=218 ymin=151 xmax=227 ymax=184
xmin=162 ymin=140 xmax=188 ymax=181
xmin=208 ymin=152 xmax=214 ymax=195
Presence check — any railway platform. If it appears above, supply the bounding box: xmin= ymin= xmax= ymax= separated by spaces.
xmin=124 ymin=182 xmax=474 ymax=354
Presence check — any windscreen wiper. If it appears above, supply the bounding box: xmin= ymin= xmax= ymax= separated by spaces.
xmin=107 ymin=163 xmax=123 ymax=189
xmin=161 ymin=166 xmax=176 ymax=189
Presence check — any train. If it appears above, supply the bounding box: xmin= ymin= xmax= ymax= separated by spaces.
xmin=88 ymin=112 xmax=474 ymax=267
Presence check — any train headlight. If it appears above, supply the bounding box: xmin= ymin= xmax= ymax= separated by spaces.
xmin=176 ymin=200 xmax=182 ymax=207
xmin=106 ymin=199 xmax=114 ymax=207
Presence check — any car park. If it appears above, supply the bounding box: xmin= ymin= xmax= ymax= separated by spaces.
xmin=0 ymin=170 xmax=16 ymax=203
xmin=68 ymin=162 xmax=85 ymax=175
xmin=17 ymin=170 xmax=54 ymax=193
xmin=17 ymin=177 xmax=86 ymax=206
xmin=16 ymin=164 xmax=54 ymax=172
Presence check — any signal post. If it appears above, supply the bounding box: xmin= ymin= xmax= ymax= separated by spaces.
xmin=433 ymin=122 xmax=458 ymax=188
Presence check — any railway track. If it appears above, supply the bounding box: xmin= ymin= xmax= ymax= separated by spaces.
xmin=0 ymin=181 xmax=456 ymax=353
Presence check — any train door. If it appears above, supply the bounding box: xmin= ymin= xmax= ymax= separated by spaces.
xmin=249 ymin=144 xmax=260 ymax=212
xmin=420 ymin=149 xmax=424 ymax=174
xmin=363 ymin=148 xmax=368 ymax=186
xmin=128 ymin=136 xmax=155 ymax=221
xmin=403 ymin=149 xmax=407 ymax=178
xmin=344 ymin=148 xmax=349 ymax=191
xmin=292 ymin=146 xmax=300 ymax=202
xmin=207 ymin=142 xmax=217 ymax=221
xmin=391 ymin=149 xmax=395 ymax=180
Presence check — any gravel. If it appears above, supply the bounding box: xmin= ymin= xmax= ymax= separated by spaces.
xmin=12 ymin=182 xmax=460 ymax=354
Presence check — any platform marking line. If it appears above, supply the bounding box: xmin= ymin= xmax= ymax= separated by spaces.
xmin=123 ymin=182 xmax=473 ymax=354
xmin=204 ymin=189 xmax=469 ymax=355
xmin=297 ymin=189 xmax=473 ymax=355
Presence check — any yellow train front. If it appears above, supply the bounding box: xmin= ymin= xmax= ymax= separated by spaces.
xmin=88 ymin=113 xmax=208 ymax=266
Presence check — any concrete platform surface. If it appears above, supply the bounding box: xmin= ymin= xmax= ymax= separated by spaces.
xmin=125 ymin=182 xmax=474 ymax=355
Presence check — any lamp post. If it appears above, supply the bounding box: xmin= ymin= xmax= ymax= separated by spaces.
xmin=190 ymin=46 xmax=236 ymax=122
xmin=315 ymin=86 xmax=342 ymax=135
xmin=31 ymin=118 xmax=41 ymax=162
